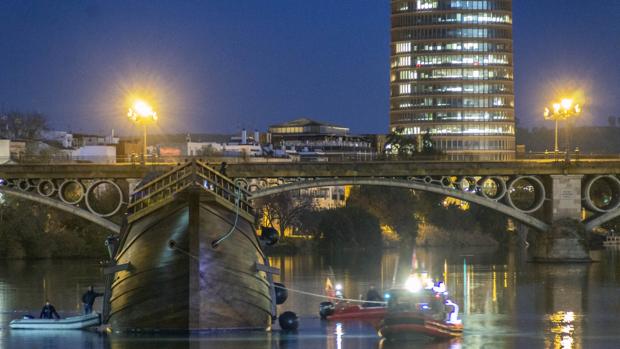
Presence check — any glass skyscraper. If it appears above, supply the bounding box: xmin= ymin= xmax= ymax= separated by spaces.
xmin=390 ymin=0 xmax=515 ymax=160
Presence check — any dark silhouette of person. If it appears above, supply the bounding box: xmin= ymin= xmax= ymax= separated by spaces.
xmin=364 ymin=285 xmax=384 ymax=307
xmin=40 ymin=300 xmax=60 ymax=319
xmin=82 ymin=285 xmax=103 ymax=314
xmin=219 ymin=162 xmax=228 ymax=176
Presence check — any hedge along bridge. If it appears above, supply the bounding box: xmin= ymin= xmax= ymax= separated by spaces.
xmin=1 ymin=159 xmax=620 ymax=259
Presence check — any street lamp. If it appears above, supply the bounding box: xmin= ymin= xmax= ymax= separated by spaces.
xmin=543 ymin=98 xmax=581 ymax=156
xmin=128 ymin=100 xmax=158 ymax=164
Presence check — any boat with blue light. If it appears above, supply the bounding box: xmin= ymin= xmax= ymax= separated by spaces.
xmin=378 ymin=278 xmax=463 ymax=340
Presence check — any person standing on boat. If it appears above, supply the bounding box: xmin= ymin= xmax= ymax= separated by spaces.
xmin=364 ymin=285 xmax=383 ymax=307
xmin=40 ymin=300 xmax=61 ymax=319
xmin=82 ymin=285 xmax=103 ymax=314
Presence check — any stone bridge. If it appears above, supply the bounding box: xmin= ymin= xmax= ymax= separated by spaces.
xmin=1 ymin=160 xmax=620 ymax=254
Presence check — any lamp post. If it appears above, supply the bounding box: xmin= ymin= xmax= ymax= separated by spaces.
xmin=543 ymin=98 xmax=581 ymax=158
xmin=128 ymin=100 xmax=158 ymax=164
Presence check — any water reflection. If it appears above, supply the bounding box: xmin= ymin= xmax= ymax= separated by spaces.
xmin=548 ymin=311 xmax=576 ymax=349
xmin=2 ymin=248 xmax=620 ymax=348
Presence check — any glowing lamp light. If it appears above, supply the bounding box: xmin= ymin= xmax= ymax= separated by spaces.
xmin=553 ymin=103 xmax=561 ymax=113
xmin=384 ymin=293 xmax=391 ymax=299
xmin=335 ymin=283 xmax=343 ymax=291
xmin=128 ymin=99 xmax=158 ymax=123
xmin=405 ymin=275 xmax=423 ymax=293
xmin=560 ymin=98 xmax=573 ymax=111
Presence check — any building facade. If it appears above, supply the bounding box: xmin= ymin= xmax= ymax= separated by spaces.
xmin=268 ymin=118 xmax=374 ymax=161
xmin=390 ymin=0 xmax=515 ymax=160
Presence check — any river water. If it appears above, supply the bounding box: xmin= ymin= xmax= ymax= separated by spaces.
xmin=1 ymin=247 xmax=620 ymax=349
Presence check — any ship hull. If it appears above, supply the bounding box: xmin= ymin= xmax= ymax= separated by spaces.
xmin=108 ymin=190 xmax=272 ymax=331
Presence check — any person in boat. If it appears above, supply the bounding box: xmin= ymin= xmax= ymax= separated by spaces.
xmin=82 ymin=285 xmax=103 ymax=314
xmin=40 ymin=300 xmax=61 ymax=319
xmin=364 ymin=285 xmax=384 ymax=307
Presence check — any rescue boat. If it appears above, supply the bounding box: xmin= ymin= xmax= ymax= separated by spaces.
xmin=378 ymin=287 xmax=463 ymax=340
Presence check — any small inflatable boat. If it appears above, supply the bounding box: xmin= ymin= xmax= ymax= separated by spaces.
xmin=10 ymin=313 xmax=101 ymax=330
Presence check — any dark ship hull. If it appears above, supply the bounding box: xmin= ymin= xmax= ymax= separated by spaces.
xmin=106 ymin=161 xmax=274 ymax=331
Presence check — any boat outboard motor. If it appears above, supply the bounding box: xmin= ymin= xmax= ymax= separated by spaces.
xmin=278 ymin=311 xmax=299 ymax=331
xmin=260 ymin=226 xmax=279 ymax=246
xmin=104 ymin=236 xmax=119 ymax=259
xmin=274 ymin=282 xmax=288 ymax=305
xmin=319 ymin=301 xmax=335 ymax=319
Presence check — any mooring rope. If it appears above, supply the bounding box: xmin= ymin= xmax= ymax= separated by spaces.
xmin=274 ymin=284 xmax=387 ymax=305
xmin=166 ymin=245 xmax=387 ymax=305
xmin=211 ymin=186 xmax=241 ymax=248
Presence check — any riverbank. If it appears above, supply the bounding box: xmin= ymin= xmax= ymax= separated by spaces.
xmin=415 ymin=224 xmax=500 ymax=247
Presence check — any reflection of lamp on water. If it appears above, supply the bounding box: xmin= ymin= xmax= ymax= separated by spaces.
xmin=335 ymin=322 xmax=344 ymax=349
xmin=549 ymin=311 xmax=576 ymax=349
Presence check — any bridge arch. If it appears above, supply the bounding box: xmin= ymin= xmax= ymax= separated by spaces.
xmin=0 ymin=187 xmax=120 ymax=233
xmin=247 ymin=177 xmax=550 ymax=232
xmin=585 ymin=209 xmax=620 ymax=232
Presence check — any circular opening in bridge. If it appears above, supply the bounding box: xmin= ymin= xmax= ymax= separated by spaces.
xmin=37 ymin=180 xmax=56 ymax=197
xmin=585 ymin=176 xmax=620 ymax=213
xmin=440 ymin=177 xmax=452 ymax=187
xmin=479 ymin=177 xmax=506 ymax=200
xmin=17 ymin=180 xmax=31 ymax=191
xmin=59 ymin=180 xmax=85 ymax=205
xmin=85 ymin=180 xmax=124 ymax=217
xmin=507 ymin=176 xmax=545 ymax=213
xmin=458 ymin=177 xmax=477 ymax=192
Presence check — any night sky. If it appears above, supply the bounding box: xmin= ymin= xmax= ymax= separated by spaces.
xmin=0 ymin=1 xmax=618 ymax=136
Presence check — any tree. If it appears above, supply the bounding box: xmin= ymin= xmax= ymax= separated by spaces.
xmin=421 ymin=129 xmax=436 ymax=154
xmin=0 ymin=111 xmax=48 ymax=140
xmin=255 ymin=191 xmax=314 ymax=236
xmin=315 ymin=206 xmax=382 ymax=250
xmin=0 ymin=196 xmax=109 ymax=259
xmin=347 ymin=186 xmax=421 ymax=243
xmin=384 ymin=127 xmax=416 ymax=158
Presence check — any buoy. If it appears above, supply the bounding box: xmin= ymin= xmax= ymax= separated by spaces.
xmin=260 ymin=226 xmax=279 ymax=246
xmin=319 ymin=301 xmax=335 ymax=319
xmin=274 ymin=282 xmax=288 ymax=305
xmin=278 ymin=311 xmax=299 ymax=331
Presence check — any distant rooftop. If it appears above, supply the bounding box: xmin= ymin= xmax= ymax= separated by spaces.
xmin=269 ymin=118 xmax=346 ymax=129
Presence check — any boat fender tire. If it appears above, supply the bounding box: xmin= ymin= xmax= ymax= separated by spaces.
xmin=260 ymin=226 xmax=279 ymax=246
xmin=279 ymin=311 xmax=299 ymax=331
xmin=319 ymin=301 xmax=335 ymax=319
xmin=275 ymin=282 xmax=288 ymax=305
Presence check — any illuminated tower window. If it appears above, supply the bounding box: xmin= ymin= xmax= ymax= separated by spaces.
xmin=390 ymin=0 xmax=515 ymax=160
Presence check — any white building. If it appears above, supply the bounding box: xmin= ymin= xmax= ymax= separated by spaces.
xmin=0 ymin=139 xmax=9 ymax=164
xmin=41 ymin=130 xmax=74 ymax=148
xmin=187 ymin=142 xmax=224 ymax=156
xmin=72 ymin=145 xmax=117 ymax=164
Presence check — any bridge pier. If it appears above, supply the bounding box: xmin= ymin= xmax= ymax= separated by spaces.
xmin=530 ymin=175 xmax=591 ymax=262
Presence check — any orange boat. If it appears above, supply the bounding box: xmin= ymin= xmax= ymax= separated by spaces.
xmin=327 ymin=304 xmax=386 ymax=325
xmin=378 ymin=288 xmax=463 ymax=340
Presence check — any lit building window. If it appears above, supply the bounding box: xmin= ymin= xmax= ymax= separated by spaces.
xmin=399 ymin=84 xmax=412 ymax=95
xmin=396 ymin=42 xmax=411 ymax=53
xmin=417 ymin=0 xmax=438 ymax=10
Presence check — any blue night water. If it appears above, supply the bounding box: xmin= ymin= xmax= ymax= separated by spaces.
xmin=1 ymin=247 xmax=620 ymax=348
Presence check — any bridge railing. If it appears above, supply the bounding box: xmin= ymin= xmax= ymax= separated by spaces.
xmin=126 ymin=160 xmax=253 ymax=217
xmin=4 ymin=152 xmax=620 ymax=166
